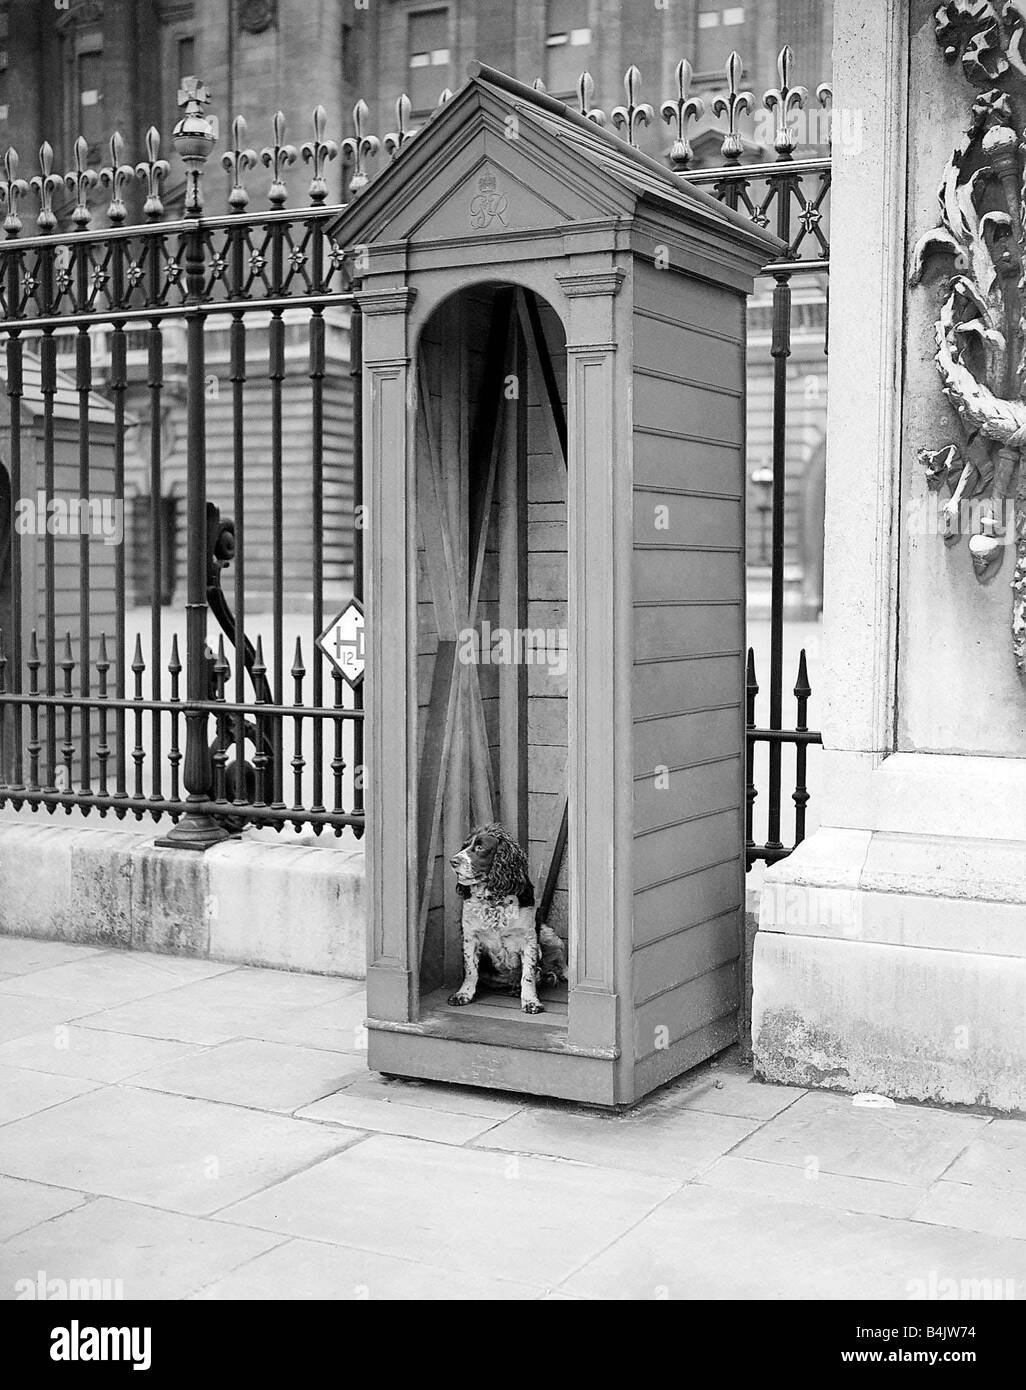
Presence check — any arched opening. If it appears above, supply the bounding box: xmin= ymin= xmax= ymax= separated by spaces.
xmin=414 ymin=282 xmax=570 ymax=1013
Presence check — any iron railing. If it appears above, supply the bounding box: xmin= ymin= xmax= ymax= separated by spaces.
xmin=0 ymin=48 xmax=827 ymax=855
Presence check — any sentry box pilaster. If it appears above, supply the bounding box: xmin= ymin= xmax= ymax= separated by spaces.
xmin=343 ymin=66 xmax=780 ymax=1106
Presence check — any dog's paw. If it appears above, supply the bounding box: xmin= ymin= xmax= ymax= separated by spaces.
xmin=521 ymin=999 xmax=545 ymax=1015
xmin=447 ymin=992 xmax=474 ymax=1007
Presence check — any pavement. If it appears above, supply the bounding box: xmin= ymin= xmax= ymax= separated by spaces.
xmin=1 ymin=935 xmax=1025 ymax=1302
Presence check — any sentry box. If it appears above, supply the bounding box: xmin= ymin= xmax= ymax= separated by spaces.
xmin=342 ymin=65 xmax=779 ymax=1106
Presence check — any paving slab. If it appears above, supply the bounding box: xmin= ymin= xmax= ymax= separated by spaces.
xmin=0 ymin=952 xmax=235 ymax=1010
xmin=561 ymin=1185 xmax=1026 ymax=1300
xmin=79 ymin=974 xmax=365 ymax=1048
xmin=0 ymin=1085 xmax=366 ymax=1216
xmin=248 ymin=992 xmax=370 ymax=1054
xmin=0 ymin=1176 xmax=87 ymax=1242
xmin=0 ymin=1197 xmax=283 ymax=1301
xmin=219 ymin=1133 xmax=679 ymax=1286
xmin=0 ymin=939 xmax=103 ymax=976
xmin=943 ymin=1118 xmax=1026 ymax=1191
xmin=146 ymin=968 xmax=362 ymax=1012
xmin=472 ymin=1104 xmax=760 ymax=1181
xmin=698 ymin=1153 xmax=925 ymax=1219
xmin=129 ymin=1039 xmax=367 ymax=1113
xmin=191 ymin=1236 xmax=543 ymax=1300
xmin=0 ymin=1066 xmax=100 ymax=1126
xmin=673 ymin=1072 xmax=806 ymax=1121
xmin=77 ymin=996 xmax=285 ymax=1047
xmin=296 ymin=1089 xmax=504 ymax=1143
xmin=341 ymin=1072 xmax=525 ymax=1120
xmin=913 ymin=1180 xmax=1026 ymax=1240
xmin=0 ymin=995 xmax=103 ymax=1045
xmin=731 ymin=1090 xmax=988 ymax=1186
xmin=0 ymin=1026 xmax=203 ymax=1084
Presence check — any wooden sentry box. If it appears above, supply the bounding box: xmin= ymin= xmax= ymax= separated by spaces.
xmin=342 ymin=65 xmax=780 ymax=1106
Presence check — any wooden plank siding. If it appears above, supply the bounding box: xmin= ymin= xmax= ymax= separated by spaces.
xmin=630 ymin=260 xmax=746 ymax=1068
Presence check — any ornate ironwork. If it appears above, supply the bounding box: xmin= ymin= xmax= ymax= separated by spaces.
xmin=30 ymin=142 xmax=63 ymax=233
xmin=576 ymin=71 xmax=606 ymax=126
xmin=340 ymin=99 xmax=379 ymax=195
xmin=712 ymin=51 xmax=755 ymax=163
xmin=611 ymin=65 xmax=653 ymax=148
xmin=302 ymin=105 xmax=338 ymax=203
xmin=763 ymin=45 xmax=809 ymax=157
xmin=0 ymin=148 xmax=29 ymax=237
xmin=383 ymin=94 xmax=418 ymax=160
xmin=136 ymin=127 xmax=170 ymax=221
xmin=661 ymin=59 xmax=703 ymax=170
xmin=912 ymin=11 xmax=1026 ymax=683
xmin=260 ymin=110 xmax=297 ymax=209
xmin=99 ymin=132 xmax=134 ymax=225
xmin=173 ymin=77 xmax=217 ymax=217
xmin=222 ymin=116 xmax=257 ymax=212
xmin=65 ymin=135 xmax=98 ymax=229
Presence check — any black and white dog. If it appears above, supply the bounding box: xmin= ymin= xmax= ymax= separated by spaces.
xmin=447 ymin=823 xmax=567 ymax=1014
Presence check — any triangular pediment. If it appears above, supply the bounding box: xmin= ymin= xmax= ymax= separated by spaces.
xmin=334 ymin=86 xmax=633 ymax=249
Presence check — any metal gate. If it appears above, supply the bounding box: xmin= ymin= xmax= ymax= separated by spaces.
xmin=0 ymin=50 xmax=829 ymax=859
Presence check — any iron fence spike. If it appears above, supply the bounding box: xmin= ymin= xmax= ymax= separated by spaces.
xmin=712 ymin=51 xmax=755 ymax=164
xmin=261 ymin=110 xmax=298 ymax=209
xmin=576 ymin=71 xmax=607 ymax=126
xmin=223 ymin=115 xmax=257 ymax=212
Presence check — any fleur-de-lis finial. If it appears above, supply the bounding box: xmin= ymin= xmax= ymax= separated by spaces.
xmin=661 ymin=59 xmax=705 ymax=170
xmin=340 ymin=99 xmax=380 ymax=196
xmin=436 ymin=88 xmax=455 ymax=108
xmin=65 ymin=135 xmax=98 ymax=229
xmin=383 ymin=94 xmax=418 ymax=161
xmin=611 ymin=65 xmax=654 ymax=148
xmin=0 ymin=147 xmax=29 ymax=237
xmin=301 ymin=105 xmax=338 ymax=204
xmin=135 ymin=127 xmax=170 ymax=220
xmin=30 ymin=141 xmax=63 ymax=232
xmin=532 ymin=77 xmax=547 ymax=94
xmin=712 ymin=51 xmax=755 ymax=163
xmin=816 ymin=81 xmax=832 ymax=110
xmin=763 ymin=45 xmax=809 ymax=157
xmin=576 ymin=72 xmax=607 ymax=126
xmin=260 ymin=110 xmax=298 ymax=209
xmin=222 ymin=115 xmax=257 ymax=211
xmin=99 ymin=131 xmax=134 ymax=225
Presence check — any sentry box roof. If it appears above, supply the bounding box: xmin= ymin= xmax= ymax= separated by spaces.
xmin=331 ymin=63 xmax=783 ymax=285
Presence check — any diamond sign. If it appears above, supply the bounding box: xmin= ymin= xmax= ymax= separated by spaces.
xmin=317 ymin=598 xmax=365 ymax=687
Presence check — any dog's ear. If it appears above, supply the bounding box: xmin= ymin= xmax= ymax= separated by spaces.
xmin=488 ymin=828 xmax=529 ymax=899
xmin=517 ymin=875 xmax=535 ymax=909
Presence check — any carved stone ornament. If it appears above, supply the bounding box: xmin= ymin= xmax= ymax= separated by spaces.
xmin=238 ymin=0 xmax=277 ymax=35
xmin=912 ymin=2 xmax=1026 ymax=683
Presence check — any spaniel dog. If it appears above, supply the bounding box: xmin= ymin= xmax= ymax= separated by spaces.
xmin=447 ymin=823 xmax=567 ymax=1014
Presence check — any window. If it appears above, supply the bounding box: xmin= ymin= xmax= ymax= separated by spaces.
xmin=545 ymin=0 xmax=590 ymax=95
xmin=177 ymin=36 xmax=195 ymax=88
xmin=696 ymin=4 xmax=748 ymax=74
xmin=77 ymin=47 xmax=103 ymax=147
xmin=408 ymin=9 xmax=450 ymax=111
